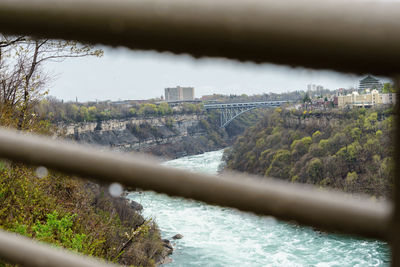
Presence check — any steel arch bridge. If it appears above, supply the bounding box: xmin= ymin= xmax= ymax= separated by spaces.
xmin=203 ymin=101 xmax=288 ymax=127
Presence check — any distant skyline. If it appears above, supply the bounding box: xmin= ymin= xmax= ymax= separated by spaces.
xmin=45 ymin=46 xmax=390 ymax=102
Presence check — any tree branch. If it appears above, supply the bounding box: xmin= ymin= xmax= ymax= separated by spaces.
xmin=0 ymin=36 xmax=26 ymax=48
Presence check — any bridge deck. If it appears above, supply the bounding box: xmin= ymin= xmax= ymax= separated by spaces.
xmin=203 ymin=101 xmax=288 ymax=109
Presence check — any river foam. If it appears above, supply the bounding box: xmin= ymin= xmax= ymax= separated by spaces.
xmin=127 ymin=150 xmax=390 ymax=266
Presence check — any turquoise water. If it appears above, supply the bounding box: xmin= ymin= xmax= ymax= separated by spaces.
xmin=127 ymin=150 xmax=390 ymax=266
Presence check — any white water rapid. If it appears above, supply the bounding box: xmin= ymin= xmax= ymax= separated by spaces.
xmin=127 ymin=150 xmax=390 ymax=266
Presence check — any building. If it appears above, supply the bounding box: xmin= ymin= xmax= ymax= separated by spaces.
xmin=165 ymin=87 xmax=180 ymax=101
xmin=307 ymin=84 xmax=316 ymax=91
xmin=165 ymin=86 xmax=195 ymax=101
xmin=337 ymin=89 xmax=396 ymax=108
xmin=381 ymin=93 xmax=396 ymax=105
xmin=181 ymin=87 xmax=194 ymax=100
xmin=358 ymin=75 xmax=382 ymax=90
xmin=338 ymin=90 xmax=378 ymax=108
xmin=307 ymin=84 xmax=325 ymax=97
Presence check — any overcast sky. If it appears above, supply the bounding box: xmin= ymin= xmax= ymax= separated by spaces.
xmin=45 ymin=46 xmax=390 ymax=102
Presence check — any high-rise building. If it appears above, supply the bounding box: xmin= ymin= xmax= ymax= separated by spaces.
xmin=165 ymin=86 xmax=195 ymax=101
xmin=307 ymin=84 xmax=316 ymax=91
xmin=307 ymin=84 xmax=324 ymax=92
xmin=165 ymin=87 xmax=180 ymax=101
xmin=358 ymin=75 xmax=382 ymax=90
xmin=181 ymin=87 xmax=194 ymax=100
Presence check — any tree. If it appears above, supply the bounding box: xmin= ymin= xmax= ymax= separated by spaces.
xmin=138 ymin=103 xmax=157 ymax=116
xmin=158 ymin=102 xmax=172 ymax=115
xmin=306 ymin=158 xmax=324 ymax=183
xmin=364 ymin=112 xmax=378 ymax=132
xmin=291 ymin=136 xmax=312 ymax=159
xmin=0 ymin=34 xmax=102 ymax=129
xmin=345 ymin=171 xmax=358 ymax=191
xmin=382 ymin=83 xmax=395 ymax=93
xmin=302 ymin=93 xmax=311 ymax=103
xmin=265 ymin=149 xmax=291 ymax=178
xmin=350 ymin=127 xmax=361 ymax=141
xmin=312 ymin=130 xmax=322 ymax=143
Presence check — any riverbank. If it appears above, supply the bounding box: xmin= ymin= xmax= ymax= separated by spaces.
xmin=0 ymin=164 xmax=166 ymax=266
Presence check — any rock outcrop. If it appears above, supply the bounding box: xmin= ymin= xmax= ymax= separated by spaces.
xmin=172 ymin=234 xmax=183 ymax=240
xmin=58 ymin=114 xmax=208 ymax=157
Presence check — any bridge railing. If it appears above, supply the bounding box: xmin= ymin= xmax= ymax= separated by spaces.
xmin=0 ymin=0 xmax=399 ymax=266
xmin=203 ymin=101 xmax=288 ymax=109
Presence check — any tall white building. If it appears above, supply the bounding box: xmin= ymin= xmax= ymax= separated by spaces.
xmin=307 ymin=84 xmax=316 ymax=91
xmin=165 ymin=86 xmax=195 ymax=102
xmin=307 ymin=84 xmax=324 ymax=92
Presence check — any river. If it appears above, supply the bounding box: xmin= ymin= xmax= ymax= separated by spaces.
xmin=127 ymin=150 xmax=390 ymax=266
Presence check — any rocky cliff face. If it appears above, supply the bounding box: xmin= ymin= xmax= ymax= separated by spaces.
xmin=282 ymin=112 xmax=341 ymax=129
xmin=60 ymin=114 xmax=202 ymax=136
xmin=58 ymin=114 xmax=208 ymax=156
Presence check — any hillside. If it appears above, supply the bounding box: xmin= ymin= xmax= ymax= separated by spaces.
xmin=0 ymin=116 xmax=168 ymax=266
xmin=224 ymin=107 xmax=394 ymax=198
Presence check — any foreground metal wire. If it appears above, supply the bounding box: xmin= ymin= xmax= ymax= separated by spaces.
xmin=0 ymin=0 xmax=400 ymax=75
xmin=0 ymin=229 xmax=116 ymax=267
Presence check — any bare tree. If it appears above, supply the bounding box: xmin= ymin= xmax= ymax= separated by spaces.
xmin=0 ymin=35 xmax=103 ymax=129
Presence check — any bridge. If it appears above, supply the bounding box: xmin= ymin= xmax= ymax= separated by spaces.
xmin=204 ymin=101 xmax=288 ymax=127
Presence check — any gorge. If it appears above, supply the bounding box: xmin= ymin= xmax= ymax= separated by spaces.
xmin=130 ymin=150 xmax=390 ymax=266
xmin=58 ymin=110 xmax=264 ymax=158
xmin=56 ymin=107 xmax=393 ymax=266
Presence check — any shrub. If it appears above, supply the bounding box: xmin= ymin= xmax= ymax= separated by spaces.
xmin=312 ymin=131 xmax=322 ymax=143
xmin=306 ymin=158 xmax=324 ymax=183
xmin=266 ymin=150 xmax=291 ymax=178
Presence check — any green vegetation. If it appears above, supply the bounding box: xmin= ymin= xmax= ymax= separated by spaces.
xmin=224 ymin=108 xmax=394 ymax=197
xmin=0 ymin=141 xmax=165 ymax=267
xmin=382 ymin=83 xmax=396 ymax=93
xmin=0 ymin=35 xmax=164 ymax=266
xmin=0 ymin=158 xmax=163 ymax=266
xmin=36 ymin=97 xmax=203 ymax=123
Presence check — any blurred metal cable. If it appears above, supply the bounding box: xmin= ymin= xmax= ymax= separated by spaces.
xmin=0 ymin=0 xmax=399 ymax=74
xmin=0 ymin=229 xmax=117 ymax=267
